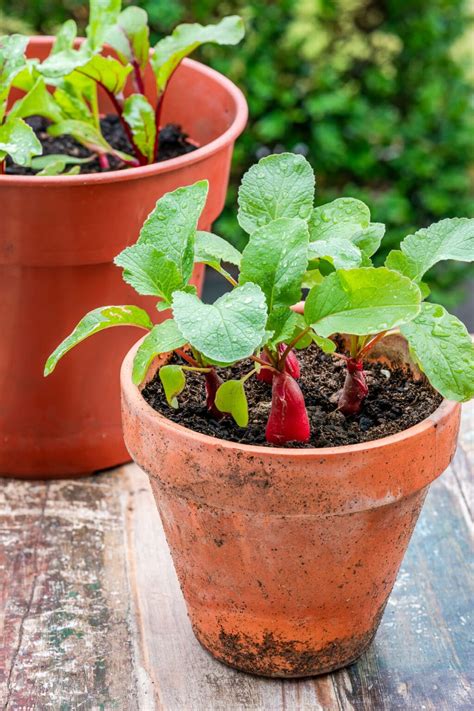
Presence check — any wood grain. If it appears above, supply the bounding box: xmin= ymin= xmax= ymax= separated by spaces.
xmin=1 ymin=406 xmax=472 ymax=710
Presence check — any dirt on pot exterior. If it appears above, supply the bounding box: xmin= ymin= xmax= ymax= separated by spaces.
xmin=5 ymin=115 xmax=197 ymax=175
xmin=142 ymin=344 xmax=442 ymax=448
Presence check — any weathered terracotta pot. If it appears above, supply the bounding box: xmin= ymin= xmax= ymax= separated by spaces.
xmin=121 ymin=334 xmax=460 ymax=677
xmin=0 ymin=37 xmax=247 ymax=479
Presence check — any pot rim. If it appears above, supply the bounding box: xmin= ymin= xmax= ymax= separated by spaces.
xmin=121 ymin=337 xmax=460 ymax=459
xmin=2 ymin=38 xmax=248 ymax=187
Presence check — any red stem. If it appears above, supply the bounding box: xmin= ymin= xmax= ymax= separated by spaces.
xmin=132 ymin=60 xmax=145 ymax=94
xmin=153 ymin=94 xmax=163 ymax=162
xmin=102 ymin=86 xmax=148 ymax=165
xmin=359 ymin=331 xmax=388 ymax=358
xmin=175 ymin=349 xmax=200 ymax=368
xmin=205 ymin=368 xmax=224 ymax=419
xmin=98 ymin=153 xmax=110 ymax=170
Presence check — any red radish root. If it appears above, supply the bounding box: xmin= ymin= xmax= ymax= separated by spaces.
xmin=205 ymin=368 xmax=224 ymax=419
xmin=338 ymin=358 xmax=368 ymax=416
xmin=266 ymin=372 xmax=310 ymax=444
xmin=256 ymin=345 xmax=300 ymax=383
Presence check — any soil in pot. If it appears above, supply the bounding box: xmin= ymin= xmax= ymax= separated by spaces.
xmin=5 ymin=115 xmax=197 ymax=175
xmin=142 ymin=344 xmax=442 ymax=448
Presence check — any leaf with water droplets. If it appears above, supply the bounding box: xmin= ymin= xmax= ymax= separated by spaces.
xmin=304 ymin=267 xmax=422 ymax=337
xmin=239 ymin=217 xmax=309 ymax=312
xmin=237 ymin=153 xmax=315 ymax=234
xmin=386 ymin=218 xmax=474 ymax=282
xmin=0 ymin=116 xmax=42 ymax=166
xmin=172 ymin=283 xmax=267 ymax=364
xmin=401 ymin=302 xmax=474 ymax=402
xmin=194 ymin=231 xmax=242 ymax=268
xmin=132 ymin=320 xmax=186 ymax=385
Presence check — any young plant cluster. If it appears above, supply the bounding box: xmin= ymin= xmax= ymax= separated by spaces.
xmin=0 ymin=0 xmax=244 ymax=175
xmin=45 ymin=153 xmax=474 ymax=445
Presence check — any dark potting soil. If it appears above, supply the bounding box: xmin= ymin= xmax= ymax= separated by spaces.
xmin=5 ymin=115 xmax=197 ymax=175
xmin=142 ymin=344 xmax=442 ymax=448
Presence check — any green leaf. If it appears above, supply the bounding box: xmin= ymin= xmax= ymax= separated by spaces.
xmin=123 ymin=94 xmax=155 ymax=162
xmin=159 ymin=365 xmax=186 ymax=409
xmin=37 ymin=159 xmax=68 ymax=176
xmin=238 ymin=153 xmax=315 ymax=234
xmin=286 ymin=313 xmax=335 ymax=353
xmin=172 ymin=283 xmax=268 ymax=364
xmin=31 ymin=153 xmax=93 ymax=170
xmin=352 ymin=223 xmax=385 ymax=259
xmin=311 ymin=332 xmax=336 ymax=354
xmin=132 ymin=320 xmax=186 ymax=385
xmin=0 ymin=117 xmax=42 ymax=166
xmin=0 ymin=34 xmax=29 ymax=120
xmin=38 ymin=46 xmax=93 ymax=80
xmin=308 ymin=237 xmax=363 ymax=269
xmin=239 ymin=217 xmax=309 ymax=311
xmin=86 ymin=0 xmax=121 ymax=51
xmin=76 ymin=54 xmax=132 ymax=95
xmin=401 ymin=303 xmax=474 ymax=402
xmin=105 ymin=6 xmax=150 ymax=70
xmin=215 ymin=380 xmax=249 ymax=427
xmin=52 ymin=20 xmax=78 ymax=54
xmin=8 ymin=77 xmax=64 ymax=124
xmin=48 ymin=120 xmax=134 ymax=162
xmin=304 ymin=267 xmax=422 ymax=337
xmin=54 ymin=74 xmax=98 ymax=125
xmin=302 ymin=269 xmax=324 ymax=289
xmin=138 ymin=181 xmax=208 ymax=285
xmin=44 ymin=305 xmax=153 ymax=376
xmin=151 ymin=15 xmax=244 ymax=93
xmin=114 ymin=244 xmax=184 ymax=304
xmin=194 ymin=231 xmax=242 ymax=267
xmin=387 ymin=218 xmax=474 ymax=282
xmin=309 ymin=198 xmax=370 ymax=236
xmin=266 ymin=307 xmax=299 ymax=347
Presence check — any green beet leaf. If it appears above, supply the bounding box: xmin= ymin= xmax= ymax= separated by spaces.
xmin=132 ymin=320 xmax=186 ymax=385
xmin=31 ymin=153 xmax=93 ymax=170
xmin=159 ymin=365 xmax=186 ymax=409
xmin=52 ymin=20 xmax=78 ymax=54
xmin=76 ymin=54 xmax=132 ymax=95
xmin=0 ymin=117 xmax=42 ymax=166
xmin=8 ymin=77 xmax=64 ymax=124
xmin=138 ymin=181 xmax=208 ymax=285
xmin=304 ymin=267 xmax=421 ymax=337
xmin=215 ymin=380 xmax=249 ymax=427
xmin=239 ymin=217 xmax=309 ymax=311
xmin=48 ymin=120 xmax=134 ymax=162
xmin=86 ymin=0 xmax=121 ymax=51
xmin=0 ymin=34 xmax=29 ymax=120
xmin=114 ymin=244 xmax=185 ymax=304
xmin=105 ymin=7 xmax=150 ymax=70
xmin=54 ymin=73 xmax=99 ymax=126
xmin=400 ymin=302 xmax=474 ymax=402
xmin=151 ymin=16 xmax=244 ymax=94
xmin=172 ymin=283 xmax=267 ymax=364
xmin=386 ymin=218 xmax=474 ymax=282
xmin=123 ymin=94 xmax=155 ymax=162
xmin=38 ymin=45 xmax=93 ymax=80
xmin=44 ymin=305 xmax=153 ymax=376
xmin=238 ymin=153 xmax=315 ymax=234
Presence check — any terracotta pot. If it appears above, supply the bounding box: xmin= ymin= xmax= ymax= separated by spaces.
xmin=0 ymin=37 xmax=247 ymax=479
xmin=121 ymin=334 xmax=460 ymax=677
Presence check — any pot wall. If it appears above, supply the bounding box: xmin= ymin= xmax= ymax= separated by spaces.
xmin=0 ymin=39 xmax=247 ymax=478
xmin=121 ymin=335 xmax=461 ymax=677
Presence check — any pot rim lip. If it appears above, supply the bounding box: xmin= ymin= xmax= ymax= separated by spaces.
xmin=121 ymin=338 xmax=460 ymax=458
xmin=1 ymin=38 xmax=248 ymax=187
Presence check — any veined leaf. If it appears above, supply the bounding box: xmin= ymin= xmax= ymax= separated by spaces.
xmin=8 ymin=77 xmax=64 ymax=124
xmin=132 ymin=320 xmax=186 ymax=385
xmin=0 ymin=34 xmax=29 ymax=120
xmin=238 ymin=153 xmax=315 ymax=234
xmin=123 ymin=94 xmax=155 ymax=162
xmin=86 ymin=0 xmax=121 ymax=51
xmin=38 ymin=45 xmax=93 ymax=80
xmin=138 ymin=181 xmax=208 ymax=284
xmin=31 ymin=153 xmax=93 ymax=170
xmin=266 ymin=308 xmax=299 ymax=347
xmin=286 ymin=313 xmax=335 ymax=353
xmin=54 ymin=73 xmax=98 ymax=125
xmin=0 ymin=117 xmax=42 ymax=166
xmin=304 ymin=267 xmax=422 ymax=337
xmin=76 ymin=54 xmax=132 ymax=95
xmin=52 ymin=20 xmax=78 ymax=54
xmin=308 ymin=237 xmax=363 ymax=269
xmin=172 ymin=283 xmax=267 ymax=364
xmin=302 ymin=269 xmax=324 ymax=289
xmin=105 ymin=6 xmax=150 ymax=70
xmin=114 ymin=244 xmax=184 ymax=304
xmin=48 ymin=120 xmax=134 ymax=162
xmin=352 ymin=223 xmax=385 ymax=259
xmin=215 ymin=380 xmax=249 ymax=427
xmin=159 ymin=365 xmax=186 ymax=408
xmin=386 ymin=218 xmax=474 ymax=282
xmin=401 ymin=302 xmax=474 ymax=402
xmin=239 ymin=217 xmax=309 ymax=310
xmin=309 ymin=198 xmax=370 ymax=235
xmin=194 ymin=231 xmax=242 ymax=268
xmin=151 ymin=16 xmax=244 ymax=93
xmin=44 ymin=305 xmax=153 ymax=376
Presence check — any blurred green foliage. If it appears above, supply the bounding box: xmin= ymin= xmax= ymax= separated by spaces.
xmin=2 ymin=0 xmax=473 ymax=305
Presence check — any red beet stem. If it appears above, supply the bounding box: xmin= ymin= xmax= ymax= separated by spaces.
xmin=256 ymin=344 xmax=300 ymax=384
xmin=265 ymin=372 xmax=310 ymax=445
xmin=338 ymin=357 xmax=368 ymax=416
xmin=205 ymin=368 xmax=224 ymax=419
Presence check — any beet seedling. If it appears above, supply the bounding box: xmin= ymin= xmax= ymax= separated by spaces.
xmin=45 ymin=153 xmax=474 ymax=445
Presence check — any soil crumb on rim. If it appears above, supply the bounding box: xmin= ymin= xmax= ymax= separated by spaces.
xmin=141 ymin=344 xmax=442 ymax=448
xmin=5 ymin=115 xmax=197 ymax=175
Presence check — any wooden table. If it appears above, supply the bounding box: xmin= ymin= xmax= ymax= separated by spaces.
xmin=1 ymin=406 xmax=472 ymax=710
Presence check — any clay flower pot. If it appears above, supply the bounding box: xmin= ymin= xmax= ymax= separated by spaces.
xmin=121 ymin=334 xmax=460 ymax=677
xmin=0 ymin=37 xmax=247 ymax=479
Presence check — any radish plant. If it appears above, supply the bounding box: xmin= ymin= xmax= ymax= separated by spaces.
xmin=45 ymin=153 xmax=474 ymax=445
xmin=1 ymin=0 xmax=244 ymax=174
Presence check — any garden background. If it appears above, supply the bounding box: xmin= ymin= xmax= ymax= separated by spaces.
xmin=3 ymin=0 xmax=473 ymax=324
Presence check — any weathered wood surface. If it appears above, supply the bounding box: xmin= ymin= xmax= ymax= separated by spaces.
xmin=0 ymin=406 xmax=472 ymax=710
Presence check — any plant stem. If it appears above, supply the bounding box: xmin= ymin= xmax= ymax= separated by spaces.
xmin=350 ymin=334 xmax=358 ymax=358
xmin=175 ymin=348 xmax=200 ymax=367
xmin=279 ymin=327 xmax=310 ymax=366
xmin=102 ymin=85 xmax=148 ymax=165
xmin=359 ymin=331 xmax=388 ymax=358
xmin=250 ymin=355 xmax=279 ymax=372
xmin=181 ymin=365 xmax=212 ymax=373
xmin=153 ymin=94 xmax=163 ymax=162
xmin=98 ymin=153 xmax=110 ymax=170
xmin=132 ymin=61 xmax=145 ymax=94
xmin=241 ymin=367 xmax=258 ymax=383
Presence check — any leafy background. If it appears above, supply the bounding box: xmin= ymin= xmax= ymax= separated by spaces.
xmin=2 ymin=0 xmax=473 ymax=322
